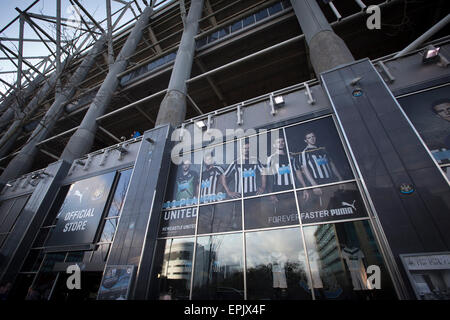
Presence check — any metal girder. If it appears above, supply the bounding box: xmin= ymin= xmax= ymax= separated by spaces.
xmin=205 ymin=0 xmax=218 ymax=27
xmin=195 ymin=58 xmax=227 ymax=107
xmin=71 ymin=0 xmax=106 ymax=34
xmin=0 ymin=43 xmax=44 ymax=77
xmin=0 ymin=37 xmax=70 ymax=43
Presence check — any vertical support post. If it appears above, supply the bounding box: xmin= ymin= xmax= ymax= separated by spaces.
xmin=17 ymin=15 xmax=24 ymax=90
xmin=60 ymin=4 xmax=154 ymax=162
xmin=56 ymin=0 xmax=62 ymax=95
xmin=106 ymin=0 xmax=115 ymax=67
xmin=155 ymin=0 xmax=205 ymax=127
xmin=290 ymin=0 xmax=354 ymax=76
xmin=0 ymin=38 xmax=107 ymax=188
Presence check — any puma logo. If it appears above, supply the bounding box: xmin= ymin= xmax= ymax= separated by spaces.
xmin=342 ymin=200 xmax=356 ymax=211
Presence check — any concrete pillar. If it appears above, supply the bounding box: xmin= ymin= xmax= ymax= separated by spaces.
xmin=60 ymin=4 xmax=154 ymax=162
xmin=0 ymin=38 xmax=106 ymax=188
xmin=290 ymin=0 xmax=354 ymax=75
xmin=155 ymin=0 xmax=205 ymax=127
xmin=0 ymin=72 xmax=47 ymax=132
xmin=0 ymin=57 xmax=72 ymax=159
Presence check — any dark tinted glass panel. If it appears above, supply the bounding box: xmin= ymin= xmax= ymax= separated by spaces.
xmin=33 ymin=227 xmax=51 ymax=248
xmin=243 ymin=15 xmax=255 ymax=27
xmin=303 ymin=221 xmax=397 ymax=300
xmin=21 ymin=249 xmax=43 ymax=272
xmin=198 ymin=201 xmax=242 ymax=234
xmin=192 ymin=233 xmax=244 ymax=300
xmin=164 ymin=152 xmax=201 ymax=209
xmin=285 ymin=117 xmax=353 ymax=188
xmin=297 ymin=182 xmax=367 ymax=224
xmin=91 ymin=243 xmax=111 ymax=263
xmin=255 ymin=9 xmax=269 ymax=21
xmin=65 ymin=251 xmax=86 ymax=263
xmin=40 ymin=252 xmax=66 ymax=272
xmin=8 ymin=273 xmax=34 ymax=300
xmin=246 ymin=228 xmax=312 ymax=300
xmin=244 ymin=192 xmax=298 ymax=230
xmin=0 ymin=195 xmax=29 ymax=233
xmin=154 ymin=238 xmax=195 ymax=300
xmin=107 ymin=168 xmax=132 ymax=217
xmin=208 ymin=31 xmax=219 ymax=43
xmin=0 ymin=233 xmax=6 ymax=249
xmin=0 ymin=198 xmax=14 ymax=225
xmin=25 ymin=272 xmax=58 ymax=300
xmin=43 ymin=185 xmax=70 ymax=226
xmin=231 ymin=20 xmax=242 ymax=32
xmin=268 ymin=3 xmax=283 ymax=14
xmin=218 ymin=27 xmax=230 ymax=38
xmin=100 ymin=218 xmax=118 ymax=243
xmin=159 ymin=206 xmax=197 ymax=237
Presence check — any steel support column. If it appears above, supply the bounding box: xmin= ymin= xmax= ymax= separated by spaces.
xmin=0 ymin=56 xmax=72 ymax=160
xmin=155 ymin=0 xmax=205 ymax=127
xmin=0 ymin=38 xmax=107 ymax=188
xmin=290 ymin=0 xmax=354 ymax=76
xmin=60 ymin=4 xmax=154 ymax=162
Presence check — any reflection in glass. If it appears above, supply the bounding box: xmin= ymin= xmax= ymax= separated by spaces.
xmin=192 ymin=233 xmax=244 ymax=299
xmin=297 ymin=182 xmax=367 ymax=224
xmin=100 ymin=218 xmax=118 ymax=243
xmin=107 ymin=168 xmax=133 ymax=217
xmin=303 ymin=221 xmax=397 ymax=300
xmin=246 ymin=228 xmax=312 ymax=300
xmin=244 ymin=192 xmax=298 ymax=230
xmin=155 ymin=238 xmax=195 ymax=300
xmin=198 ymin=201 xmax=242 ymax=234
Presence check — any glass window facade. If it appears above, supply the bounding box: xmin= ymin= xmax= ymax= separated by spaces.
xmin=153 ymin=115 xmax=398 ymax=300
xmin=14 ymin=168 xmax=134 ymax=300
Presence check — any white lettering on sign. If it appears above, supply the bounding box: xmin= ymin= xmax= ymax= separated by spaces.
xmin=405 ymin=254 xmax=450 ymax=270
xmin=163 ymin=207 xmax=198 ymax=221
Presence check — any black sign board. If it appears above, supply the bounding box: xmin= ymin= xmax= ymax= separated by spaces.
xmin=45 ymin=172 xmax=116 ymax=249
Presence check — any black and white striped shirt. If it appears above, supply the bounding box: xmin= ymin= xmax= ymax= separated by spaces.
xmin=200 ymin=165 xmax=225 ymax=202
xmin=224 ymin=157 xmax=265 ymax=196
xmin=267 ymin=152 xmax=293 ymax=192
xmin=295 ymin=145 xmax=335 ymax=184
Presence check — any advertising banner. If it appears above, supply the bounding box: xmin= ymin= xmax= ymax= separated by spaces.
xmin=159 ymin=206 xmax=198 ymax=237
xmin=97 ymin=265 xmax=135 ymax=300
xmin=45 ymin=172 xmax=116 ymax=248
xmin=398 ymin=86 xmax=450 ymax=166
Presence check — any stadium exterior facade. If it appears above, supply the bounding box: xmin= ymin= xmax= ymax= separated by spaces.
xmin=0 ymin=0 xmax=449 ymax=300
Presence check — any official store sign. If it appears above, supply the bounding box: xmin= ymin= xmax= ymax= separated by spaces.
xmin=46 ymin=172 xmax=116 ymax=248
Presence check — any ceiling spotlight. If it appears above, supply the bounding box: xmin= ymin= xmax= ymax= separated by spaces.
xmin=273 ymin=95 xmax=285 ymax=107
xmin=423 ymin=45 xmax=440 ymax=64
xmin=195 ymin=120 xmax=207 ymax=130
xmin=270 ymin=93 xmax=285 ymax=115
xmin=6 ymin=183 xmax=12 ymax=187
xmin=75 ymin=159 xmax=86 ymax=166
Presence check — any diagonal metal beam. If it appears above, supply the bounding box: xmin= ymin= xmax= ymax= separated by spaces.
xmin=195 ymin=58 xmax=227 ymax=106
xmin=16 ymin=9 xmax=71 ymax=56
xmin=68 ymin=0 xmax=100 ymax=40
xmin=205 ymin=0 xmax=218 ymax=27
xmin=72 ymin=0 xmax=106 ymax=34
xmin=0 ymin=43 xmax=44 ymax=77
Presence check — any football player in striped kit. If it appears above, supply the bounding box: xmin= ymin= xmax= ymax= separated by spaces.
xmin=200 ymin=151 xmax=227 ymax=204
xmin=222 ymin=140 xmax=267 ymax=198
xmin=265 ymin=136 xmax=297 ymax=214
xmin=296 ymin=131 xmax=343 ymax=189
